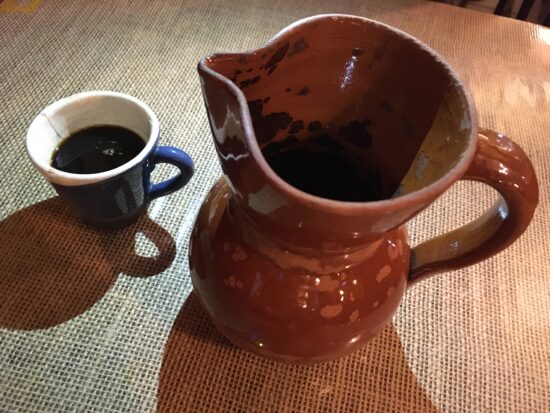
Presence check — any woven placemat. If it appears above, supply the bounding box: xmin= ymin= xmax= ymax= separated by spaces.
xmin=1 ymin=0 xmax=548 ymax=411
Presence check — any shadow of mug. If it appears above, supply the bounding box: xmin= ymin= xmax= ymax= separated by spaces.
xmin=0 ymin=197 xmax=176 ymax=330
xmin=158 ymin=293 xmax=441 ymax=412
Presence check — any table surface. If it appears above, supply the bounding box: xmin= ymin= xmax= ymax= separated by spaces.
xmin=1 ymin=1 xmax=549 ymax=412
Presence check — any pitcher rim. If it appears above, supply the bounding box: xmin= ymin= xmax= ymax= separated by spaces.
xmin=198 ymin=14 xmax=478 ymax=214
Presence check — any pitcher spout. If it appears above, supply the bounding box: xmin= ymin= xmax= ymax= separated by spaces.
xmin=198 ymin=14 xmax=476 ymax=251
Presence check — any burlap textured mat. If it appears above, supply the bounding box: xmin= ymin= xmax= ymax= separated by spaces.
xmin=1 ymin=0 xmax=548 ymax=411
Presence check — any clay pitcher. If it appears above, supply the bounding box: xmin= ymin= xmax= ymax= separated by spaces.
xmin=191 ymin=15 xmax=539 ymax=362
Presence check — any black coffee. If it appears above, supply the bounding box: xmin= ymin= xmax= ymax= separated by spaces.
xmin=51 ymin=125 xmax=145 ymax=174
xmin=263 ymin=136 xmax=382 ymax=202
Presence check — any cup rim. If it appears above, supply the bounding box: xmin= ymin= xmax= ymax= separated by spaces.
xmin=26 ymin=91 xmax=160 ymax=187
xmin=199 ymin=14 xmax=479 ymax=215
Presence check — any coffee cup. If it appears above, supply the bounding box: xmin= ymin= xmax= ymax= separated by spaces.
xmin=26 ymin=91 xmax=194 ymax=228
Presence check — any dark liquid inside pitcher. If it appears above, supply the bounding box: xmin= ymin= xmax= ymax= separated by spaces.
xmin=263 ymin=135 xmax=384 ymax=202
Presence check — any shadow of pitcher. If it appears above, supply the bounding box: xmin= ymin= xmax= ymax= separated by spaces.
xmin=158 ymin=293 xmax=441 ymax=412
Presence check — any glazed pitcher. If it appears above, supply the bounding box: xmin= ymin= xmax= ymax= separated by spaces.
xmin=190 ymin=15 xmax=539 ymax=362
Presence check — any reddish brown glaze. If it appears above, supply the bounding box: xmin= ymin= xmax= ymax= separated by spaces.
xmin=190 ymin=178 xmax=409 ymax=362
xmin=410 ymin=129 xmax=539 ymax=283
xmin=191 ymin=15 xmax=539 ymax=362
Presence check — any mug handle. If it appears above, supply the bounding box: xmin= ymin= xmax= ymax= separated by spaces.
xmin=408 ymin=128 xmax=539 ymax=285
xmin=149 ymin=146 xmax=195 ymax=200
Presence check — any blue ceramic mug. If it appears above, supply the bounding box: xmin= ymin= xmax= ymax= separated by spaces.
xmin=26 ymin=91 xmax=194 ymax=228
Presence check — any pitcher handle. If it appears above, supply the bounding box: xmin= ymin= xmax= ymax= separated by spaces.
xmin=408 ymin=129 xmax=539 ymax=285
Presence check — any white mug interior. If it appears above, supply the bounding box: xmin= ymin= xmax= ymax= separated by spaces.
xmin=26 ymin=91 xmax=160 ymax=186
